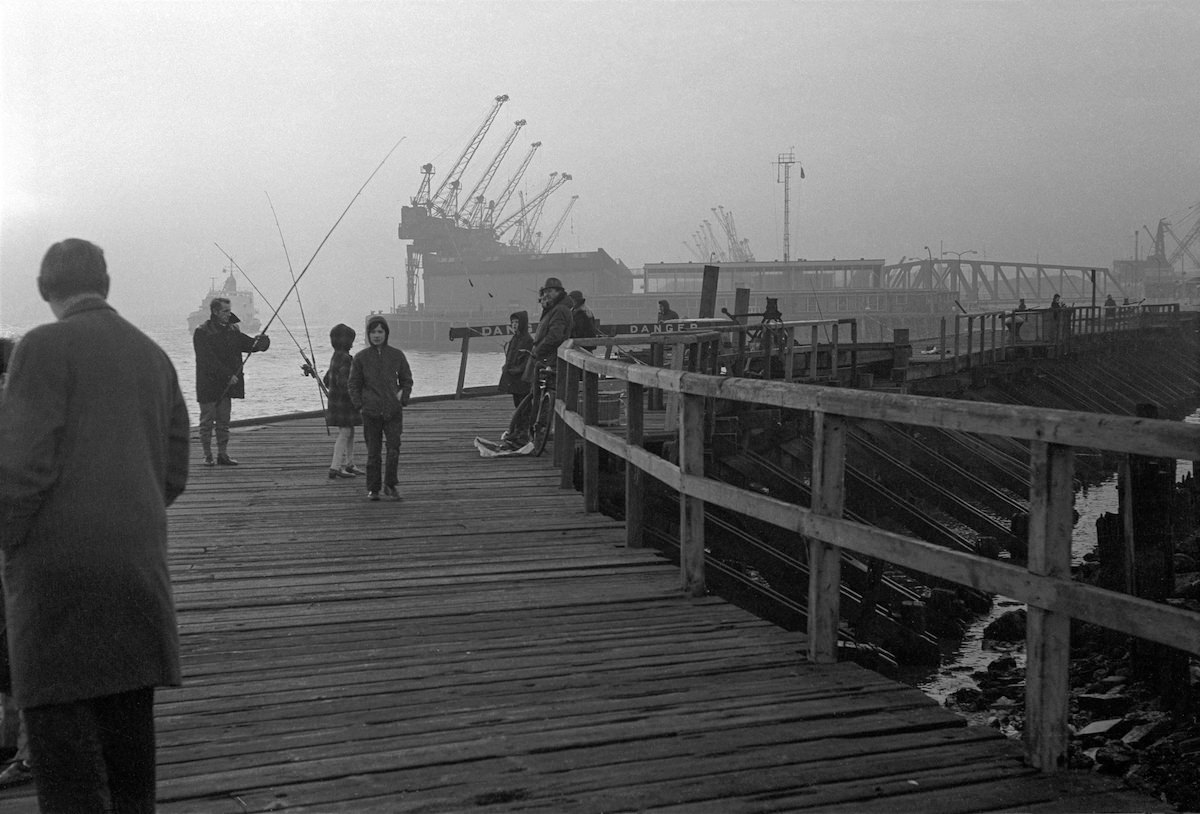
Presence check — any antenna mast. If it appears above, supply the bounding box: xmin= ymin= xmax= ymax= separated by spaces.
xmin=775 ymin=149 xmax=802 ymax=262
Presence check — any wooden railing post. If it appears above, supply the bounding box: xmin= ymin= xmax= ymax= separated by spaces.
xmin=664 ymin=339 xmax=685 ymax=433
xmin=679 ymin=391 xmax=706 ymax=596
xmin=583 ymin=370 xmax=599 ymax=513
xmin=1025 ymin=440 xmax=1074 ymax=771
xmin=455 ymin=336 xmax=470 ymax=399
xmin=554 ymin=355 xmax=569 ymax=471
xmin=560 ymin=361 xmax=580 ymax=490
xmin=625 ymin=381 xmax=644 ymax=548
xmin=807 ymin=411 xmax=846 ymax=663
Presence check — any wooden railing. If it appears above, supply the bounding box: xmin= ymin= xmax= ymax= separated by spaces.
xmin=551 ymin=335 xmax=1200 ymax=772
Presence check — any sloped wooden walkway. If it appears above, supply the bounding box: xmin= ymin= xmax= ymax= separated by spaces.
xmin=1 ymin=396 xmax=1157 ymax=812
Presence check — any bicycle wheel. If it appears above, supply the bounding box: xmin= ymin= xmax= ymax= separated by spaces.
xmin=530 ymin=390 xmax=554 ymax=457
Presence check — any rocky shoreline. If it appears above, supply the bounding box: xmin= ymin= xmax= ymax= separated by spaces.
xmin=944 ymin=532 xmax=1200 ymax=812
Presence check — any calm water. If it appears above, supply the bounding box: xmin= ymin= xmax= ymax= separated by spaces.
xmin=2 ymin=312 xmax=508 ymax=426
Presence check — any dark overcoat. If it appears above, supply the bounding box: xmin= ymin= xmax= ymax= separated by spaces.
xmin=193 ymin=318 xmax=263 ymax=402
xmin=324 ymin=348 xmax=361 ymax=427
xmin=531 ymin=293 xmax=574 ymax=363
xmin=498 ymin=323 xmax=533 ymax=396
xmin=0 ymin=298 xmax=189 ymax=708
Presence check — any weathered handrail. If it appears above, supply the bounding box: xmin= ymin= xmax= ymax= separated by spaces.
xmin=552 ymin=336 xmax=1200 ymax=772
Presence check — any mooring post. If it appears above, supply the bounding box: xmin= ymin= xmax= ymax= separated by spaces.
xmin=1024 ymin=440 xmax=1074 ymax=772
xmin=625 ymin=381 xmax=645 ymax=549
xmin=891 ymin=328 xmax=910 ymax=383
xmin=807 ymin=411 xmax=846 ymax=664
xmin=1122 ymin=402 xmax=1188 ymax=700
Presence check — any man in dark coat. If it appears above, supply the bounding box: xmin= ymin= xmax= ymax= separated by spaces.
xmin=568 ymin=289 xmax=598 ymax=351
xmin=657 ymin=299 xmax=679 ymax=323
xmin=530 ymin=277 xmax=574 ymax=366
xmin=0 ymin=238 xmax=190 ymax=812
xmin=193 ymin=296 xmax=270 ymax=466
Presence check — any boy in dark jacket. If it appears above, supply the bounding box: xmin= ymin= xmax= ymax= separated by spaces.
xmin=348 ymin=316 xmax=413 ymax=501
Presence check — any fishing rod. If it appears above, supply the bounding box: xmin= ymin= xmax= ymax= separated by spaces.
xmin=215 ymin=135 xmax=406 ymax=400
xmin=266 ymin=191 xmax=329 ymax=431
xmin=258 ymin=136 xmax=406 ymax=339
xmin=212 ymin=242 xmax=329 ymax=400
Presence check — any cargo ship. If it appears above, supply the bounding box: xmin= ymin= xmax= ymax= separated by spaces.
xmin=187 ymin=268 xmax=261 ymax=334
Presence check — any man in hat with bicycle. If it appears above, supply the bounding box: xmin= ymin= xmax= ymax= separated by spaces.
xmin=529 ymin=277 xmax=574 ymax=372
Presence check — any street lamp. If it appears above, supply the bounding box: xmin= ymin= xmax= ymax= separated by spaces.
xmin=923 ymin=246 xmax=934 ymax=265
xmin=386 ymin=276 xmax=396 ymax=312
xmin=944 ymin=249 xmax=977 ymax=261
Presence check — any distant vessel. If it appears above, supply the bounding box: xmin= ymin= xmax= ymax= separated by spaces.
xmin=187 ymin=269 xmax=261 ymax=334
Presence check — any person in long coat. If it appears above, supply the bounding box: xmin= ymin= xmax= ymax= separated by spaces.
xmin=322 ymin=323 xmax=362 ymax=479
xmin=192 ymin=296 xmax=270 ymax=466
xmin=497 ymin=310 xmax=532 ymax=408
xmin=530 ymin=277 xmax=574 ymax=367
xmin=0 ymin=238 xmax=190 ymax=812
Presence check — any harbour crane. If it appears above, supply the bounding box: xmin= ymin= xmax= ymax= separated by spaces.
xmin=510 ymin=173 xmax=559 ymax=252
xmin=483 ymin=141 xmax=541 ymax=229
xmin=712 ymin=206 xmax=755 ymax=262
xmin=702 ymin=219 xmax=729 ymax=262
xmin=424 ymin=94 xmax=508 ymax=219
xmin=1163 ymin=205 xmax=1200 ymax=273
xmin=538 ymin=194 xmax=579 ymax=254
xmin=457 ymin=118 xmax=526 ymax=228
xmin=493 ymin=172 xmax=572 ymax=241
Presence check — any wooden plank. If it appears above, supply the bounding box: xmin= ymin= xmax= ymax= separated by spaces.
xmin=0 ymin=396 xmax=1153 ymax=813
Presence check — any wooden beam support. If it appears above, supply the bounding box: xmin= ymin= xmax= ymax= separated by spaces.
xmin=625 ymin=381 xmax=645 ymax=549
xmin=583 ymin=370 xmax=600 ymax=513
xmin=808 ymin=411 xmax=846 ymax=664
xmin=1025 ymin=440 xmax=1074 ymax=772
xmin=679 ymin=392 xmax=706 ymax=596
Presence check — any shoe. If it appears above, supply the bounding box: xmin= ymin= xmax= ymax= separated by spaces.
xmin=367 ymin=490 xmax=380 ymax=501
xmin=345 ymin=464 xmax=364 ymax=475
xmin=216 ymin=454 xmax=238 ymax=466
xmin=0 ymin=759 xmax=33 ymax=789
xmin=329 ymin=467 xmax=356 ymax=479
xmin=203 ymin=454 xmax=215 ymax=467
xmin=382 ymin=485 xmax=400 ymax=501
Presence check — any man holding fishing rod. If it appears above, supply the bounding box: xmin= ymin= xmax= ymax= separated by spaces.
xmin=193 ymin=297 xmax=271 ymax=466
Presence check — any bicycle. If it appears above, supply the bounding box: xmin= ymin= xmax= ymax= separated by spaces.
xmin=501 ymin=353 xmax=557 ymax=457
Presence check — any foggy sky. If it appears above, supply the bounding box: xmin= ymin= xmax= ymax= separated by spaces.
xmin=2 ymin=1 xmax=1198 ymax=327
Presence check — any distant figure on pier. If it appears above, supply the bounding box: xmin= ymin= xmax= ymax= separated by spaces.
xmin=498 ymin=310 xmax=532 ymax=408
xmin=349 ymin=316 xmax=413 ymax=502
xmin=193 ymin=295 xmax=271 ymax=466
xmin=1016 ymin=298 xmax=1027 ymax=311
xmin=1104 ymin=294 xmax=1117 ymax=323
xmin=1050 ymin=293 xmax=1063 ymax=310
xmin=0 ymin=238 xmax=189 ymax=811
xmin=657 ymin=299 xmax=679 ymax=323
xmin=527 ymin=277 xmax=573 ymax=380
xmin=322 ymin=323 xmax=362 ymax=480
xmin=568 ymin=289 xmax=598 ymax=351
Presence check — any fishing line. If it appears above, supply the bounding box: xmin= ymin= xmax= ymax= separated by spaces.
xmin=212 ymin=243 xmax=326 ymax=396
xmin=217 ymin=135 xmax=406 ymax=399
xmin=266 ymin=191 xmax=328 ymax=430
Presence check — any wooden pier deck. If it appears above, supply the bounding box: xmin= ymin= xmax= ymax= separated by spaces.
xmin=1 ymin=395 xmax=1158 ymax=813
